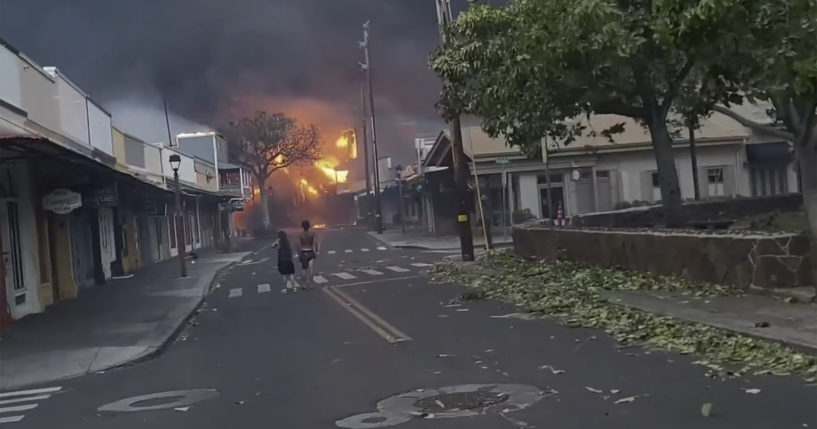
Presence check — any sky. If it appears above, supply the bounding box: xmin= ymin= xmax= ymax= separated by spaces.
xmin=0 ymin=0 xmax=482 ymax=165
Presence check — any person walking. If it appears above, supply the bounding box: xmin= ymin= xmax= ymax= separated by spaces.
xmin=297 ymin=220 xmax=319 ymax=287
xmin=273 ymin=230 xmax=299 ymax=294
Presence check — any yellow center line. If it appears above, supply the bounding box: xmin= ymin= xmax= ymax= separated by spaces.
xmin=322 ymin=286 xmax=412 ymax=343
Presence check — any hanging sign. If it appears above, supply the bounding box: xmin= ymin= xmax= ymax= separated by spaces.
xmin=43 ymin=188 xmax=82 ymax=214
xmin=85 ymin=183 xmax=119 ymax=208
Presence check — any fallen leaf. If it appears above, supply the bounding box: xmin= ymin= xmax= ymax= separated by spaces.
xmin=174 ymin=407 xmax=190 ymax=412
xmin=610 ymin=389 xmax=621 ymax=394
xmin=614 ymin=396 xmax=636 ymax=404
xmin=585 ymin=386 xmax=603 ymax=394
xmin=744 ymin=388 xmax=761 ymax=394
xmin=538 ymin=365 xmax=566 ymax=374
xmin=701 ymin=402 xmax=713 ymax=417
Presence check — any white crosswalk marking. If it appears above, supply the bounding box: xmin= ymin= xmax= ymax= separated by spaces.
xmin=228 ymin=288 xmax=243 ymax=298
xmin=411 ymin=263 xmax=433 ymax=267
xmin=258 ymin=284 xmax=271 ymax=294
xmin=361 ymin=248 xmax=370 ymax=252
xmin=0 ymin=404 xmax=38 ymax=413
xmin=386 ymin=266 xmax=410 ymax=273
xmin=0 ymin=387 xmax=61 ymax=399
xmin=0 ymin=395 xmax=50 ymax=406
xmin=344 ymin=249 xmax=353 ymax=253
xmin=360 ymin=269 xmax=383 ymax=276
xmin=328 ymin=250 xmax=336 ymax=255
xmin=377 ymin=246 xmax=387 ymax=250
xmin=332 ymin=272 xmax=357 ymax=280
xmin=313 ymin=275 xmax=328 ymax=284
xmin=0 ymin=386 xmax=60 ymax=425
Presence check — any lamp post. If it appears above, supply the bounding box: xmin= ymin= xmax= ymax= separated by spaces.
xmin=394 ymin=164 xmax=406 ymax=233
xmin=169 ymin=154 xmax=188 ymax=278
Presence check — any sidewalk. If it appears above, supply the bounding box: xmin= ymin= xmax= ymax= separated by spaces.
xmin=0 ymin=249 xmax=250 ymax=390
xmin=369 ymin=228 xmax=513 ymax=250
xmin=602 ymin=289 xmax=817 ymax=354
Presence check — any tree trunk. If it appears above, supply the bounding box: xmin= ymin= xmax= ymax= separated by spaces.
xmin=257 ymin=176 xmax=272 ymax=231
xmin=797 ymin=143 xmax=817 ymax=296
xmin=646 ymin=111 xmax=684 ymax=227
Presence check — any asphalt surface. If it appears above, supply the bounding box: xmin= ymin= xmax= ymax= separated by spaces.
xmin=6 ymin=227 xmax=816 ymax=428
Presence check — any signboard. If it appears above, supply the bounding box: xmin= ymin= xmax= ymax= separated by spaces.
xmin=43 ymin=189 xmax=82 ymax=214
xmin=230 ymin=198 xmax=246 ymax=212
xmin=85 ymin=184 xmax=118 ymax=208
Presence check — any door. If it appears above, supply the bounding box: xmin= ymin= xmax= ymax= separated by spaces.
xmin=1 ymin=200 xmax=26 ymax=307
xmin=98 ymin=208 xmax=115 ymax=279
xmin=539 ymin=186 xmax=565 ymax=220
xmin=69 ymin=211 xmax=95 ymax=288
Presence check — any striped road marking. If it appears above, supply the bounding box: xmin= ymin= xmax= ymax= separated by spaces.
xmin=361 ymin=248 xmax=370 ymax=252
xmin=344 ymin=249 xmax=353 ymax=253
xmin=332 ymin=272 xmax=357 ymax=280
xmin=313 ymin=275 xmax=328 ymax=284
xmin=411 ymin=263 xmax=433 ymax=267
xmin=322 ymin=286 xmax=411 ymax=343
xmin=328 ymin=250 xmax=337 ymax=255
xmin=377 ymin=246 xmax=387 ymax=250
xmin=386 ymin=266 xmax=410 ymax=273
xmin=228 ymin=288 xmax=243 ymax=298
xmin=0 ymin=386 xmax=61 ymax=425
xmin=258 ymin=283 xmax=271 ymax=294
xmin=360 ymin=269 xmax=383 ymax=276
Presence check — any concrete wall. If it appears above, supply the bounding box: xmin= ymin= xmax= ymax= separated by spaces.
xmin=0 ymin=44 xmax=22 ymax=109
xmin=178 ymin=135 xmax=216 ymax=164
xmin=518 ymin=174 xmax=540 ymax=218
xmin=87 ymin=101 xmax=113 ymax=156
xmin=514 ymin=227 xmax=812 ymax=291
xmin=18 ymin=56 xmax=59 ymax=131
xmin=194 ymin=159 xmax=218 ymax=192
xmin=45 ymin=68 xmax=90 ymax=145
xmin=162 ymin=148 xmax=196 ymax=184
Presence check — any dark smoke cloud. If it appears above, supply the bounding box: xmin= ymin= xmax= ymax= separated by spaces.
xmin=0 ymin=0 xmax=481 ymax=162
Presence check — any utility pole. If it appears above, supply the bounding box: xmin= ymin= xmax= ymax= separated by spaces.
xmin=360 ymin=21 xmax=383 ymax=234
xmin=360 ymin=83 xmax=372 ymax=196
xmin=436 ymin=0 xmax=474 ymax=261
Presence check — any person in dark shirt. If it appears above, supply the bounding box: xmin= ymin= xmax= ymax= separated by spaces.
xmin=273 ymin=230 xmax=299 ymax=294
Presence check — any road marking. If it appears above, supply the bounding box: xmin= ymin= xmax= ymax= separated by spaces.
xmin=332 ymin=272 xmax=357 ymax=280
xmin=0 ymin=416 xmax=24 ymax=424
xmin=228 ymin=288 xmax=243 ymax=298
xmin=239 ymin=257 xmax=269 ymax=266
xmin=377 ymin=246 xmax=387 ymax=250
xmin=360 ymin=269 xmax=383 ymax=276
xmin=257 ymin=283 xmax=271 ymax=294
xmin=361 ymin=248 xmax=370 ymax=252
xmin=313 ymin=275 xmax=328 ymax=284
xmin=0 ymin=404 xmax=38 ymax=413
xmin=328 ymin=250 xmax=337 ymax=255
xmin=322 ymin=286 xmax=412 ymax=343
xmin=332 ymin=275 xmax=422 ymax=289
xmin=0 ymin=387 xmax=62 ymax=399
xmin=386 ymin=266 xmax=410 ymax=273
xmin=344 ymin=249 xmax=353 ymax=253
xmin=0 ymin=395 xmax=50 ymax=406
xmin=411 ymin=263 xmax=433 ymax=267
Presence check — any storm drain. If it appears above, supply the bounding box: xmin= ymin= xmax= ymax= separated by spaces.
xmin=336 ymin=384 xmax=548 ymax=428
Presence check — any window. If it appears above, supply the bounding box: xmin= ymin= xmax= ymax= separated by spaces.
xmin=537 ymin=174 xmax=564 ymax=184
xmin=707 ymin=167 xmax=725 ymax=197
xmin=596 ymin=170 xmax=610 ymax=179
xmin=651 ymin=172 xmax=662 ymax=201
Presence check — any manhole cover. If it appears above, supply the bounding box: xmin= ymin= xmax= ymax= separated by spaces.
xmin=336 ymin=383 xmax=549 ymax=428
xmin=415 ymin=391 xmax=508 ymax=413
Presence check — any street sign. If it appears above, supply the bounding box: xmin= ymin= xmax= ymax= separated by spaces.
xmin=42 ymin=188 xmax=82 ymax=214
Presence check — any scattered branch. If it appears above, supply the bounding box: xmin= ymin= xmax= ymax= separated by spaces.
xmin=712 ymin=105 xmax=795 ymax=142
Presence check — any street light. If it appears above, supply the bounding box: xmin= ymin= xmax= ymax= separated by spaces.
xmin=169 ymin=154 xmax=188 ymax=278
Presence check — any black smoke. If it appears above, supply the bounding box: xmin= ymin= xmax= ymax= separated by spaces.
xmin=0 ymin=0 xmax=485 ymax=162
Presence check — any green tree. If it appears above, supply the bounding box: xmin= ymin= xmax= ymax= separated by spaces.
xmin=221 ymin=112 xmax=321 ymax=230
xmin=432 ymin=0 xmax=758 ymax=225
xmin=710 ymin=0 xmax=817 ymax=269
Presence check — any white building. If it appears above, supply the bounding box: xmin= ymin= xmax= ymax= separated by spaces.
xmin=423 ymin=111 xmax=798 ymax=228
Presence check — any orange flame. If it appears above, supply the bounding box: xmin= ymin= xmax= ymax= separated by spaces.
xmin=314 ymin=158 xmax=349 ymax=183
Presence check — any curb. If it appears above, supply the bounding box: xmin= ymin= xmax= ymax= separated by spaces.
xmin=119 ymin=259 xmax=241 ymax=368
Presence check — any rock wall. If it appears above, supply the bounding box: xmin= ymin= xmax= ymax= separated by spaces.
xmin=513 ymin=228 xmax=813 ymax=290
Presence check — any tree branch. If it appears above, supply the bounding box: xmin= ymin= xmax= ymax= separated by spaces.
xmin=661 ymin=59 xmax=696 ymax=114
xmin=712 ymin=105 xmax=795 ymax=142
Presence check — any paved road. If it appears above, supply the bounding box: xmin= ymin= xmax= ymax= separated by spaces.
xmin=7 ymin=228 xmax=816 ymax=428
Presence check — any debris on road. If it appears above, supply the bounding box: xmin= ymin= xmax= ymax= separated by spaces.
xmin=538 ymin=365 xmax=565 ymax=374
xmin=585 ymin=386 xmax=603 ymax=394
xmin=614 ymin=396 xmax=637 ymax=404
xmin=744 ymin=388 xmax=762 ymax=394
xmin=701 ymin=402 xmax=713 ymax=417
xmin=174 ymin=407 xmax=190 ymax=412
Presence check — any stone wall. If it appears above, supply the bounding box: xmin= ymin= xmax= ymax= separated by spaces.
xmin=573 ymin=194 xmax=804 ymax=228
xmin=513 ymin=227 xmax=813 ymax=290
